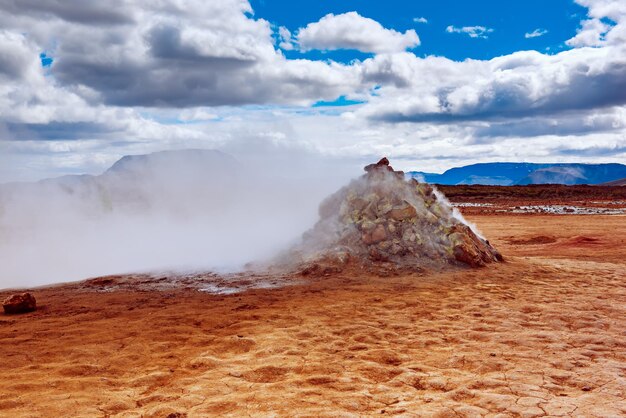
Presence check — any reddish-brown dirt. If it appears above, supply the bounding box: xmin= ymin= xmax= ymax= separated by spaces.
xmin=1 ymin=214 xmax=625 ymax=417
xmin=438 ymin=184 xmax=626 ymax=202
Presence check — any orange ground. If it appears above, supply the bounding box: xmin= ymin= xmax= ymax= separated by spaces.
xmin=1 ymin=214 xmax=625 ymax=417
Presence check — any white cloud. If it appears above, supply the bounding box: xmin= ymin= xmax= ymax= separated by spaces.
xmin=525 ymin=28 xmax=548 ymax=38
xmin=567 ymin=0 xmax=626 ymax=47
xmin=413 ymin=17 xmax=428 ymax=24
xmin=358 ymin=45 xmax=626 ymax=122
xmin=297 ymin=12 xmax=420 ymax=53
xmin=446 ymin=25 xmax=494 ymax=39
xmin=178 ymin=109 xmax=219 ymax=122
xmin=278 ymin=26 xmax=294 ymax=50
xmin=567 ymin=18 xmax=612 ymax=46
xmin=0 ymin=0 xmax=626 ymax=182
xmin=0 ymin=0 xmax=363 ymax=108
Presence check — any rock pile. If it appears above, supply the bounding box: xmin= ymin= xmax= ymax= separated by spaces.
xmin=3 ymin=292 xmax=37 ymax=314
xmin=289 ymin=158 xmax=502 ymax=274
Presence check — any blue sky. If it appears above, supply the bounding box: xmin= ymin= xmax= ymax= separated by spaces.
xmin=253 ymin=0 xmax=588 ymax=61
xmin=0 ymin=0 xmax=625 ymax=181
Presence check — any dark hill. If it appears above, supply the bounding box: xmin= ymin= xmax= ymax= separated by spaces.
xmin=408 ymin=162 xmax=626 ymax=185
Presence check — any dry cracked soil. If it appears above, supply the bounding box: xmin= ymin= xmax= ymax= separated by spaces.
xmin=0 ymin=213 xmax=625 ymax=417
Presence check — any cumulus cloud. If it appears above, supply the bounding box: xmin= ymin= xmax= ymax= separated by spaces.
xmin=567 ymin=0 xmax=626 ymax=47
xmin=353 ymin=1 xmax=626 ymax=126
xmin=357 ymin=45 xmax=626 ymax=122
xmin=278 ymin=26 xmax=294 ymax=50
xmin=0 ymin=0 xmax=625 ymax=183
xmin=0 ymin=0 xmax=362 ymax=108
xmin=297 ymin=12 xmax=420 ymax=53
xmin=413 ymin=17 xmax=428 ymax=24
xmin=567 ymin=18 xmax=612 ymax=46
xmin=472 ymin=108 xmax=626 ymax=139
xmin=525 ymin=28 xmax=548 ymax=38
xmin=0 ymin=0 xmax=135 ymax=25
xmin=0 ymin=31 xmax=41 ymax=81
xmin=446 ymin=25 xmax=494 ymax=39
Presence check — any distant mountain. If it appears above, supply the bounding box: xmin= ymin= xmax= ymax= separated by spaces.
xmin=600 ymin=177 xmax=626 ymax=186
xmin=408 ymin=163 xmax=626 ymax=185
xmin=0 ymin=149 xmax=242 ymax=214
xmin=106 ymin=149 xmax=238 ymax=176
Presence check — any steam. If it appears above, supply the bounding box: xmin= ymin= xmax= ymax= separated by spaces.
xmin=0 ymin=148 xmax=356 ymax=289
xmin=409 ymin=172 xmax=485 ymax=239
xmin=432 ymin=187 xmax=486 ymax=240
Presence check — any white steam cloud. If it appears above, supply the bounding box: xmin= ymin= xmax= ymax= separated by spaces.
xmin=0 ymin=148 xmax=356 ymax=289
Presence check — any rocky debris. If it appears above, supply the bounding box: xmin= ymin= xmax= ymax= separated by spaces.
xmin=285 ymin=158 xmax=502 ymax=275
xmin=3 ymin=293 xmax=37 ymax=314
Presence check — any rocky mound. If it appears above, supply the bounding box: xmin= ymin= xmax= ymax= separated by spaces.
xmin=286 ymin=158 xmax=502 ymax=274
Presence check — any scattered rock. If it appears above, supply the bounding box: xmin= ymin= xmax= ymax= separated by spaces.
xmin=3 ymin=293 xmax=37 ymax=314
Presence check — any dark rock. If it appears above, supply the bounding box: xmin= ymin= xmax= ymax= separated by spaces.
xmin=3 ymin=293 xmax=37 ymax=314
xmin=364 ymin=157 xmax=392 ymax=173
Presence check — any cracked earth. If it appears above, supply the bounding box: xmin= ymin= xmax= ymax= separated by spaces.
xmin=0 ymin=214 xmax=624 ymax=417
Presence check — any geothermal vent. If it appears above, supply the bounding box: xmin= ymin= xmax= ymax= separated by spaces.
xmin=286 ymin=158 xmax=502 ymax=274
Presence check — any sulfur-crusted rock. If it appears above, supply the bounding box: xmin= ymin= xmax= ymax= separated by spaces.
xmin=389 ymin=204 xmax=417 ymax=221
xmin=3 ymin=293 xmax=37 ymax=314
xmin=284 ymin=157 xmax=502 ymax=274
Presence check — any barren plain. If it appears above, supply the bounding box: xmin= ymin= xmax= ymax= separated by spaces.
xmin=1 ymin=190 xmax=625 ymax=417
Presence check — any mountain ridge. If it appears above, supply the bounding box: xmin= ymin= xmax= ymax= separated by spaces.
xmin=408 ymin=162 xmax=626 ymax=185
xmin=600 ymin=177 xmax=626 ymax=186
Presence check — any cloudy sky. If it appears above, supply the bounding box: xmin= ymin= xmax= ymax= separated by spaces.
xmin=0 ymin=0 xmax=625 ymax=181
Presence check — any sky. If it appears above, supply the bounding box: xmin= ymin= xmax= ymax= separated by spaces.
xmin=0 ymin=0 xmax=625 ymax=182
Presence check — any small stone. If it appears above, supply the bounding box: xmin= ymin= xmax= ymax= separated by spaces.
xmin=362 ymin=224 xmax=387 ymax=245
xmin=377 ymin=201 xmax=393 ymax=216
xmin=389 ymin=204 xmax=417 ymax=221
xmin=402 ymin=229 xmax=416 ymax=242
xmin=361 ymin=220 xmax=376 ymax=231
xmin=581 ymin=386 xmax=592 ymax=392
xmin=390 ymin=244 xmax=403 ymax=255
xmin=3 ymin=293 xmax=37 ymax=314
xmin=371 ymin=224 xmax=387 ymax=243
